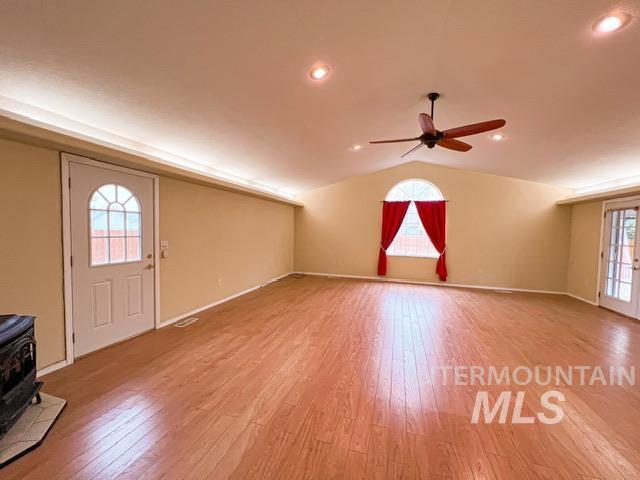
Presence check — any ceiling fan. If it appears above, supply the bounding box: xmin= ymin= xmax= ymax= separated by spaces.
xmin=370 ymin=92 xmax=506 ymax=157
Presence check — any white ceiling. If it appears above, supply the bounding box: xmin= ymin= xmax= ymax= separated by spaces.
xmin=1 ymin=0 xmax=639 ymax=196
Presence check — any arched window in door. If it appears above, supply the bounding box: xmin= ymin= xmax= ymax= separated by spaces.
xmin=385 ymin=179 xmax=443 ymax=258
xmin=89 ymin=184 xmax=141 ymax=266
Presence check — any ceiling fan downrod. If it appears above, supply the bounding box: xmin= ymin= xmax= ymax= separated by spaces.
xmin=427 ymin=92 xmax=440 ymax=120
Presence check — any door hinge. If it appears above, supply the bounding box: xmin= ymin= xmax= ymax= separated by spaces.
xmin=72 ymin=333 xmax=75 ymax=343
xmin=598 ymin=291 xmax=601 ymax=298
xmin=600 ymin=251 xmax=604 ymax=259
xmin=70 ymin=255 xmax=73 ymax=267
xmin=68 ymin=176 xmax=71 ymax=189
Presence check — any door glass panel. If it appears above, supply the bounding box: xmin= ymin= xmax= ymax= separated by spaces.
xmin=89 ymin=192 xmax=109 ymax=210
xmin=91 ymin=238 xmax=109 ymax=265
xmin=126 ymin=237 xmax=141 ymax=261
xmin=109 ymin=237 xmax=126 ymax=263
xmin=117 ymin=185 xmax=133 ymax=203
xmin=89 ymin=184 xmax=143 ymax=266
xmin=605 ymin=208 xmax=637 ymax=302
xmin=100 ymin=184 xmax=117 ymax=203
xmin=90 ymin=210 xmax=108 ymax=237
xmin=619 ymin=283 xmax=632 ymax=302
xmin=126 ymin=213 xmax=140 ymax=236
xmin=109 ymin=211 xmax=125 ymax=236
xmin=124 ymin=196 xmax=140 ymax=212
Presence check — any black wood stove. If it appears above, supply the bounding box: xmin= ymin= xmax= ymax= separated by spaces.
xmin=0 ymin=315 xmax=43 ymax=439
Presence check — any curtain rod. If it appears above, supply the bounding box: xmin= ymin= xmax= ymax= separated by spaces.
xmin=379 ymin=199 xmax=450 ymax=202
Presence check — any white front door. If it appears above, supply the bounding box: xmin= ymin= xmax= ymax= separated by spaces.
xmin=600 ymin=199 xmax=640 ymax=318
xmin=69 ymin=160 xmax=156 ymax=357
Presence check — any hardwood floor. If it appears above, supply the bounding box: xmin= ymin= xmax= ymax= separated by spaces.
xmin=4 ymin=275 xmax=640 ymax=479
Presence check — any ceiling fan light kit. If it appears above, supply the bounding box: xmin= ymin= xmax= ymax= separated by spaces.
xmin=370 ymin=92 xmax=506 ymax=157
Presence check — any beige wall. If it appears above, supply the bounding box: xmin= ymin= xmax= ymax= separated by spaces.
xmin=159 ymin=177 xmax=294 ymax=321
xmin=0 ymin=132 xmax=618 ymax=371
xmin=0 ymin=136 xmax=294 ymax=368
xmin=294 ymin=161 xmax=573 ymax=292
xmin=0 ymin=138 xmax=66 ymax=368
xmin=566 ymin=201 xmax=603 ymax=303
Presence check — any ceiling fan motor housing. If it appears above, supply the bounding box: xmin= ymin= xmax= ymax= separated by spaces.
xmin=421 ymin=129 xmax=443 ymax=148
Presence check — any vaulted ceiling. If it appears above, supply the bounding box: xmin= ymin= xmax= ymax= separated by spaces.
xmin=1 ymin=0 xmax=639 ymax=196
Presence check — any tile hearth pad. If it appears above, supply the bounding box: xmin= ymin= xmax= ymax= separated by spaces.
xmin=0 ymin=393 xmax=66 ymax=468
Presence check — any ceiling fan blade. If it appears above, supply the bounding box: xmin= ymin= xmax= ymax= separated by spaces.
xmin=443 ymin=119 xmax=506 ymax=139
xmin=370 ymin=137 xmax=420 ymax=144
xmin=418 ymin=113 xmax=436 ymax=136
xmin=401 ymin=143 xmax=425 ymax=158
xmin=437 ymin=138 xmax=472 ymax=152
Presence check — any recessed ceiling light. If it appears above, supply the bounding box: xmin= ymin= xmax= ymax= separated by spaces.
xmin=309 ymin=64 xmax=330 ymax=80
xmin=594 ymin=13 xmax=630 ymax=33
xmin=351 ymin=144 xmax=362 ymax=151
xmin=490 ymin=133 xmax=504 ymax=141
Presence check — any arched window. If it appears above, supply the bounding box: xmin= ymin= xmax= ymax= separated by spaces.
xmin=385 ymin=179 xmax=443 ymax=258
xmin=89 ymin=184 xmax=141 ymax=266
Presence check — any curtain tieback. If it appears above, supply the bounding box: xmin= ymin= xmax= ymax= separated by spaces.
xmin=380 ymin=244 xmax=387 ymax=252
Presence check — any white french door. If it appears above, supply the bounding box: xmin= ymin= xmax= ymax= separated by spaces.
xmin=600 ymin=199 xmax=640 ymax=318
xmin=68 ymin=157 xmax=157 ymax=357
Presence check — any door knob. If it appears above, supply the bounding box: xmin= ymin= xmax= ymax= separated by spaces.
xmin=145 ymin=264 xmax=155 ymax=270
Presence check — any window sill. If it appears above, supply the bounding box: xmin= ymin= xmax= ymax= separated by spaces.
xmin=387 ymin=254 xmax=439 ymax=260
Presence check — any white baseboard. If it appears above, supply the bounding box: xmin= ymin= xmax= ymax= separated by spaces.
xmin=159 ymin=271 xmax=293 ymax=327
xmin=31 ymin=271 xmax=601 ymax=379
xmin=294 ymin=271 xmax=567 ymax=296
xmin=34 ymin=272 xmax=293 ymax=377
xmin=37 ymin=359 xmax=68 ymax=378
xmin=565 ymin=292 xmax=599 ymax=306
xmin=295 ymin=271 xmax=607 ymax=307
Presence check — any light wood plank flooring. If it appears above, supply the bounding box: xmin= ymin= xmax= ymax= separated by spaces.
xmin=4 ymin=275 xmax=640 ymax=479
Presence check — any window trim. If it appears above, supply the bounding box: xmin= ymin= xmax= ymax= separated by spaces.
xmin=384 ymin=178 xmax=443 ymax=259
xmin=88 ymin=183 xmax=143 ymax=267
xmin=385 ymin=178 xmax=444 ymax=201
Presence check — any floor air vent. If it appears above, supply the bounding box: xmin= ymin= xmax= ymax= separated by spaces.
xmin=174 ymin=317 xmax=198 ymax=328
xmin=290 ymin=273 xmax=305 ymax=279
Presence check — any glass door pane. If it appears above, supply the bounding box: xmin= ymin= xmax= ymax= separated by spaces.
xmin=604 ymin=208 xmax=637 ymax=302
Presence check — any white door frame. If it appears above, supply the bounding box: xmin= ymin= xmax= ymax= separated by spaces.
xmin=597 ymin=194 xmax=640 ymax=317
xmin=61 ymin=152 xmax=161 ymax=365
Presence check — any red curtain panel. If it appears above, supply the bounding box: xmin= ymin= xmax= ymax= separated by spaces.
xmin=415 ymin=200 xmax=448 ymax=281
xmin=377 ymin=201 xmax=410 ymax=275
